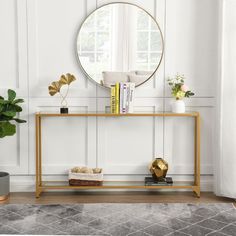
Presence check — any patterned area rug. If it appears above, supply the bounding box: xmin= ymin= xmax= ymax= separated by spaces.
xmin=0 ymin=203 xmax=235 ymax=235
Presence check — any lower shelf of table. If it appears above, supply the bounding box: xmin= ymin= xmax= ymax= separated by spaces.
xmin=39 ymin=181 xmax=198 ymax=190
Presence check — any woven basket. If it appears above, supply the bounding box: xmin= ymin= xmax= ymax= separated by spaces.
xmin=68 ymin=170 xmax=103 ymax=186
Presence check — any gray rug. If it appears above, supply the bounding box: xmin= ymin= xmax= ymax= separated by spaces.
xmin=0 ymin=203 xmax=235 ymax=235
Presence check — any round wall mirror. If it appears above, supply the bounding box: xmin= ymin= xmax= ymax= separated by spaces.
xmin=76 ymin=2 xmax=164 ymax=88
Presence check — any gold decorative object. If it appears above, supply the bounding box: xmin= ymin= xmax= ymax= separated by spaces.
xmin=149 ymin=158 xmax=168 ymax=180
xmin=48 ymin=73 xmax=76 ymax=113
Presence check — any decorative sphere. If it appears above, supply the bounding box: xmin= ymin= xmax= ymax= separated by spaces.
xmin=149 ymin=158 xmax=168 ymax=180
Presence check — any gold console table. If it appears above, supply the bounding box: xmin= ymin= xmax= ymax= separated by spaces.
xmin=35 ymin=111 xmax=200 ymax=198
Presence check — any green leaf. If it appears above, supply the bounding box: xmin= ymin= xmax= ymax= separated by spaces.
xmin=0 ymin=127 xmax=3 ymax=138
xmin=2 ymin=111 xmax=16 ymax=117
xmin=0 ymin=90 xmax=26 ymax=138
xmin=8 ymin=104 xmax=22 ymax=112
xmin=0 ymin=99 xmax=10 ymax=104
xmin=12 ymin=98 xmax=24 ymax=104
xmin=8 ymin=89 xmax=16 ymax=102
xmin=0 ymin=121 xmax=16 ymax=138
xmin=185 ymin=91 xmax=195 ymax=97
xmin=13 ymin=118 xmax=26 ymax=123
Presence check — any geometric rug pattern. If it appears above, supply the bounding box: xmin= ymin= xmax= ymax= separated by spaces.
xmin=0 ymin=203 xmax=235 ymax=235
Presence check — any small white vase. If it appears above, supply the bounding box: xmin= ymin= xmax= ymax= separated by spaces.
xmin=171 ymin=99 xmax=185 ymax=113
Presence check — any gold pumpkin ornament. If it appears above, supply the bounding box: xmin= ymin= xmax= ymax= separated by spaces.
xmin=149 ymin=158 xmax=168 ymax=180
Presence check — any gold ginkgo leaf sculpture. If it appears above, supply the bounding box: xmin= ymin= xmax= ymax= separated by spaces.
xmin=48 ymin=81 xmax=62 ymax=96
xmin=48 ymin=73 xmax=76 ymax=113
xmin=59 ymin=73 xmax=76 ymax=85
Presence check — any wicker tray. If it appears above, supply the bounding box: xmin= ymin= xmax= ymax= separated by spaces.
xmin=68 ymin=170 xmax=103 ymax=186
xmin=69 ymin=179 xmax=103 ymax=186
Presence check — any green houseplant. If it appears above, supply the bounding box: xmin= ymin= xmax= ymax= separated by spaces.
xmin=0 ymin=89 xmax=26 ymax=200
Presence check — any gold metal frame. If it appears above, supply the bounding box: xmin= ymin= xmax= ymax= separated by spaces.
xmin=35 ymin=112 xmax=200 ymax=198
xmin=75 ymin=2 xmax=165 ymax=89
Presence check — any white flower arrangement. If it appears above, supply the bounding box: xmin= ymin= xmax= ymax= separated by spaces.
xmin=167 ymin=74 xmax=194 ymax=100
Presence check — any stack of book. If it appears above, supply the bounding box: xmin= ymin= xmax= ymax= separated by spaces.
xmin=145 ymin=176 xmax=173 ymax=186
xmin=111 ymin=82 xmax=135 ymax=114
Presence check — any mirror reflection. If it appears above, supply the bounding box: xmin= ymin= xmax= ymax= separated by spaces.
xmin=76 ymin=3 xmax=164 ymax=88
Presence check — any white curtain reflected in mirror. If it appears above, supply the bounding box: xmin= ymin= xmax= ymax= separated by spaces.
xmin=76 ymin=3 xmax=164 ymax=88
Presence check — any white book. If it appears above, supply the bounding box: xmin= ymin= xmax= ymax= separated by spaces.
xmin=128 ymin=83 xmax=135 ymax=113
xmin=122 ymin=83 xmax=128 ymax=113
xmin=126 ymin=83 xmax=130 ymax=113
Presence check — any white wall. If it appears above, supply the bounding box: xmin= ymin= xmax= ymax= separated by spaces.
xmin=0 ymin=0 xmax=219 ymax=192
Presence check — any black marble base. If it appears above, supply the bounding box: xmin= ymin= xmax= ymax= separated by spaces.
xmin=60 ymin=107 xmax=68 ymax=114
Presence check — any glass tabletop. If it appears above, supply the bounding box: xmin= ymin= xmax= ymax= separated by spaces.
xmin=36 ymin=111 xmax=199 ymax=117
xmin=41 ymin=180 xmax=195 ymax=188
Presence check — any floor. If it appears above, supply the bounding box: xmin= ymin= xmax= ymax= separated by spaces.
xmin=1 ymin=191 xmax=235 ymax=204
xmin=0 ymin=201 xmax=236 ymax=235
xmin=0 ymin=192 xmax=235 ymax=235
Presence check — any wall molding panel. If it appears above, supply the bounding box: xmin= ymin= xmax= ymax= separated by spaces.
xmin=28 ymin=98 xmax=97 ymax=175
xmin=0 ymin=0 xmax=28 ymax=96
xmin=27 ymin=0 xmax=97 ymax=98
xmin=0 ymin=0 xmax=218 ymax=192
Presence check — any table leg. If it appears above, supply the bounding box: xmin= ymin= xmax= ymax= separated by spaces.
xmin=39 ymin=116 xmax=42 ymax=186
xmin=35 ymin=115 xmax=40 ymax=198
xmin=194 ymin=114 xmax=201 ymax=197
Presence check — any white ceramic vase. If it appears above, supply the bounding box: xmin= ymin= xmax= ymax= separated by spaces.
xmin=171 ymin=99 xmax=185 ymax=113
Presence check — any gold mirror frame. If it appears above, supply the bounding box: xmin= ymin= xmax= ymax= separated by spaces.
xmin=75 ymin=2 xmax=164 ymax=89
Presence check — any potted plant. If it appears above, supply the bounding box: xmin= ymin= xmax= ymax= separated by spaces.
xmin=167 ymin=74 xmax=194 ymax=113
xmin=0 ymin=89 xmax=26 ymax=201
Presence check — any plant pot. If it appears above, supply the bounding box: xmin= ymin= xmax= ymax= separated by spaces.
xmin=171 ymin=99 xmax=185 ymax=113
xmin=0 ymin=172 xmax=9 ymax=201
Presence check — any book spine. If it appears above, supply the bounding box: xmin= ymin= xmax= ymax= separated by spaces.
xmin=126 ymin=83 xmax=130 ymax=113
xmin=128 ymin=83 xmax=135 ymax=113
xmin=122 ymin=83 xmax=127 ymax=113
xmin=115 ymin=83 xmax=120 ymax=114
xmin=119 ymin=83 xmax=124 ymax=113
xmin=110 ymin=85 xmax=116 ymax=114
